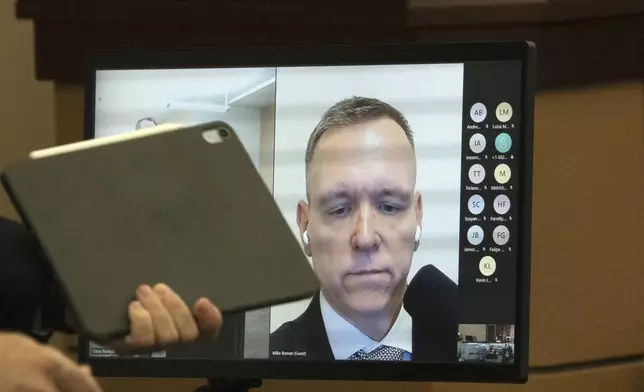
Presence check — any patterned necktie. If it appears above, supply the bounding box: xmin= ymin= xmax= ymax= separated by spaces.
xmin=348 ymin=345 xmax=406 ymax=361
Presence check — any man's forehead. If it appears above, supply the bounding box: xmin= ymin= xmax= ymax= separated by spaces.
xmin=307 ymin=158 xmax=416 ymax=201
xmin=305 ymin=117 xmax=416 ymax=198
xmin=313 ymin=118 xmax=414 ymax=160
xmin=310 ymin=120 xmax=416 ymax=170
xmin=320 ymin=182 xmax=412 ymax=198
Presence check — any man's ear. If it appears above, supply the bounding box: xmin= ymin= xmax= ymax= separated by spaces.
xmin=414 ymin=192 xmax=424 ymax=252
xmin=415 ymin=192 xmax=424 ymax=226
xmin=296 ymin=200 xmax=311 ymax=256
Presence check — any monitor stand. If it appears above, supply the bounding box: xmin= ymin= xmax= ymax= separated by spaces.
xmin=193 ymin=379 xmax=263 ymax=392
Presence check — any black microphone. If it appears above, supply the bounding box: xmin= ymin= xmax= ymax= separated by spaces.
xmin=403 ymin=264 xmax=459 ymax=361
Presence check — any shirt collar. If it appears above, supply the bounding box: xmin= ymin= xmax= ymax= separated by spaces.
xmin=319 ymin=291 xmax=413 ymax=359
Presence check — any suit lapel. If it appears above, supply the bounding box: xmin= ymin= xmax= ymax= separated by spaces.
xmin=299 ymin=292 xmax=335 ymax=360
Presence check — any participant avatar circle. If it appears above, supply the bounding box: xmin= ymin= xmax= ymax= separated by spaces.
xmin=479 ymin=256 xmax=496 ymax=277
xmin=470 ymin=103 xmax=487 ymax=123
xmin=495 ymin=133 xmax=512 ymax=153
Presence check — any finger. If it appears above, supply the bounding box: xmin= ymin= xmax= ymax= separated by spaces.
xmin=135 ymin=284 xmax=178 ymax=345
xmin=124 ymin=300 xmax=155 ymax=347
xmin=153 ymin=283 xmax=199 ymax=342
xmin=79 ymin=364 xmax=93 ymax=377
xmin=42 ymin=348 xmax=102 ymax=392
xmin=57 ymin=365 xmax=103 ymax=392
xmin=17 ymin=375 xmax=58 ymax=392
xmin=194 ymin=298 xmax=223 ymax=338
xmin=4 ymin=331 xmax=42 ymax=350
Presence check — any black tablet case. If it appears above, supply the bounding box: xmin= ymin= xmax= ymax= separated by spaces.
xmin=1 ymin=121 xmax=319 ymax=343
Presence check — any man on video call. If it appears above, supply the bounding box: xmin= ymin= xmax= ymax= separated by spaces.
xmin=270 ymin=96 xmax=458 ymax=362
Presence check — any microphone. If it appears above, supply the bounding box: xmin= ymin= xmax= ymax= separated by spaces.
xmin=404 ymin=264 xmax=458 ymax=323
xmin=403 ymin=264 xmax=459 ymax=361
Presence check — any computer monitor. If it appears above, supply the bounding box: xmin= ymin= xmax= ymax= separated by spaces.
xmin=78 ymin=42 xmax=535 ymax=384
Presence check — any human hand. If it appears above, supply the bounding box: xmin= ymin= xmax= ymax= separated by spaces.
xmin=0 ymin=332 xmax=102 ymax=392
xmin=111 ymin=283 xmax=222 ymax=353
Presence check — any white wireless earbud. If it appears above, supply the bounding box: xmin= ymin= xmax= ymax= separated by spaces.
xmin=414 ymin=226 xmax=422 ymax=242
xmin=302 ymin=230 xmax=310 ymax=246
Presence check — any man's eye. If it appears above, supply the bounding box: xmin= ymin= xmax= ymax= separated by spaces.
xmin=379 ymin=204 xmax=401 ymax=214
xmin=328 ymin=207 xmax=351 ymax=217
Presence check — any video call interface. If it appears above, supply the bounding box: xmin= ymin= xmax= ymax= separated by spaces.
xmin=88 ymin=61 xmax=522 ymax=364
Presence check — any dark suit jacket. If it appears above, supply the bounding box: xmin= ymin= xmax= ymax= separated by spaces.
xmin=269 ymin=292 xmax=458 ymax=362
xmin=0 ymin=217 xmax=70 ymax=340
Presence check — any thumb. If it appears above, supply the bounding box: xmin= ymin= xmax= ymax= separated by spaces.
xmin=194 ymin=298 xmax=223 ymax=339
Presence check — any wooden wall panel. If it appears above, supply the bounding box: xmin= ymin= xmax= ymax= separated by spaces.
xmin=431 ymin=360 xmax=644 ymax=392
xmin=527 ymin=82 xmax=644 ymax=366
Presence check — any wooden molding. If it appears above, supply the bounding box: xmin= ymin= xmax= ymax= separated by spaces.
xmin=15 ymin=0 xmax=644 ymax=89
xmin=409 ymin=0 xmax=644 ymax=26
xmin=15 ymin=0 xmax=407 ymax=25
xmin=412 ymin=12 xmax=644 ymax=89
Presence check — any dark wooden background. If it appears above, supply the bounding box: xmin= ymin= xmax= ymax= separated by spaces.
xmin=15 ymin=0 xmax=644 ymax=89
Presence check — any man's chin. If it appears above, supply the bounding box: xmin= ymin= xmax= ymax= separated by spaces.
xmin=345 ymin=294 xmax=395 ymax=315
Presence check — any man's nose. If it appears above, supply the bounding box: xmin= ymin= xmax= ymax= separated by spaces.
xmin=351 ymin=203 xmax=380 ymax=252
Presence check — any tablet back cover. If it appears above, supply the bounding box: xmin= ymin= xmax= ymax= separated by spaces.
xmin=1 ymin=122 xmax=318 ymax=342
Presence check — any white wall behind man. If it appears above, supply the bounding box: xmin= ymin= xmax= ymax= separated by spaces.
xmin=94 ymin=106 xmax=262 ymax=167
xmin=93 ymin=68 xmax=271 ymax=166
xmin=269 ymin=63 xmax=464 ymax=332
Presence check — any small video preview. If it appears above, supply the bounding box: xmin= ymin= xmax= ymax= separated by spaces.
xmin=457 ymin=324 xmax=515 ymax=364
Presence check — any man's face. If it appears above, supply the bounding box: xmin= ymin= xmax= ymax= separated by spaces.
xmin=298 ymin=117 xmax=422 ymax=319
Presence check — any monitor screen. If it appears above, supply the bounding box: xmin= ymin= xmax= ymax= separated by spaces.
xmin=79 ymin=43 xmax=534 ymax=383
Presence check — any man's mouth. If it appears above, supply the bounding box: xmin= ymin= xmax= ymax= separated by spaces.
xmin=344 ymin=269 xmax=392 ymax=289
xmin=349 ymin=269 xmax=388 ymax=276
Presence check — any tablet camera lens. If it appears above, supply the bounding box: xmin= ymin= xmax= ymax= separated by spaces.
xmin=218 ymin=128 xmax=230 ymax=138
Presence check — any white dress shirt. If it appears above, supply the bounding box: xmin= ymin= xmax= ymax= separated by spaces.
xmin=319 ymin=291 xmax=413 ymax=361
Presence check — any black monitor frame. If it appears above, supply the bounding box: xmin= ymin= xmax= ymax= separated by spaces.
xmin=78 ymin=41 xmax=535 ymax=384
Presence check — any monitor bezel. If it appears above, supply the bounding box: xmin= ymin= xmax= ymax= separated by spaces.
xmin=78 ymin=41 xmax=535 ymax=383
